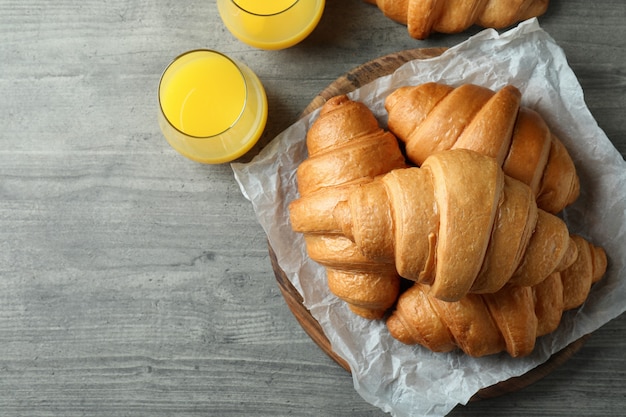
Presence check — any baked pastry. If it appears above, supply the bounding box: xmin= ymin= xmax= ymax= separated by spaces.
xmin=289 ymin=94 xmax=407 ymax=319
xmin=364 ymin=0 xmax=549 ymax=39
xmin=385 ymin=83 xmax=579 ymax=213
xmin=332 ymin=149 xmax=581 ymax=301
xmin=387 ymin=235 xmax=607 ymax=357
xmin=290 ymin=94 xmax=603 ymax=324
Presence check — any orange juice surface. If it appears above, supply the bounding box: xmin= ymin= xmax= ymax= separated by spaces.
xmin=160 ymin=53 xmax=246 ymax=137
xmin=233 ymin=0 xmax=298 ymax=15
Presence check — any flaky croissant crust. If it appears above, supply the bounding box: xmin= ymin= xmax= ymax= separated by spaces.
xmin=289 ymin=92 xmax=606 ymax=355
xmin=289 ymin=94 xmax=407 ymax=319
xmin=385 ymin=83 xmax=580 ymax=214
xmin=333 ymin=150 xmax=583 ymax=302
xmin=364 ymin=0 xmax=550 ymax=39
xmin=387 ymin=235 xmax=607 ymax=357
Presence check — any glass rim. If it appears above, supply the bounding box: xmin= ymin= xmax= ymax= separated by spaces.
xmin=158 ymin=49 xmax=248 ymax=140
xmin=230 ymin=0 xmax=300 ymax=17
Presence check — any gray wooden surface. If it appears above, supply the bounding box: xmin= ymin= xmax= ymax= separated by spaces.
xmin=1 ymin=1 xmax=624 ymax=416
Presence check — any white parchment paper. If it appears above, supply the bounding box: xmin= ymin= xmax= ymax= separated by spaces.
xmin=231 ymin=19 xmax=626 ymax=417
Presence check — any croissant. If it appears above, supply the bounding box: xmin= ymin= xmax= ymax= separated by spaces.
xmin=385 ymin=83 xmax=580 ymax=213
xmin=289 ymin=94 xmax=407 ymax=319
xmin=387 ymin=235 xmax=607 ymax=357
xmin=364 ymin=0 xmax=549 ymax=39
xmin=329 ymin=148 xmax=588 ymax=301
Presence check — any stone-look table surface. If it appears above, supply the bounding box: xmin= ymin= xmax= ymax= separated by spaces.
xmin=1 ymin=1 xmax=624 ymax=416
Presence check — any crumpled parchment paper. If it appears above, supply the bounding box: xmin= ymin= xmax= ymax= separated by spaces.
xmin=231 ymin=19 xmax=626 ymax=417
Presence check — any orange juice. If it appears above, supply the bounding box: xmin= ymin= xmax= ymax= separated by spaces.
xmin=160 ymin=52 xmax=246 ymax=137
xmin=217 ymin=0 xmax=325 ymax=50
xmin=158 ymin=50 xmax=267 ymax=164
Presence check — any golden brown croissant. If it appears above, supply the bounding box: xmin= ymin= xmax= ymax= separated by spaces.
xmin=289 ymin=94 xmax=407 ymax=319
xmin=387 ymin=235 xmax=607 ymax=357
xmin=364 ymin=0 xmax=549 ymax=39
xmin=330 ymin=149 xmax=583 ymax=301
xmin=385 ymin=83 xmax=579 ymax=213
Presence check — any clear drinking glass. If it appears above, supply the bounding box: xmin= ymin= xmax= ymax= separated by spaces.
xmin=158 ymin=50 xmax=267 ymax=164
xmin=217 ymin=0 xmax=325 ymax=50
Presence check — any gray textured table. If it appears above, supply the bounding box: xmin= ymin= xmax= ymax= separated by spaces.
xmin=1 ymin=1 xmax=624 ymax=416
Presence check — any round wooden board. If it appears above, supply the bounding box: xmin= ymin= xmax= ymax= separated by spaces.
xmin=270 ymin=47 xmax=589 ymax=401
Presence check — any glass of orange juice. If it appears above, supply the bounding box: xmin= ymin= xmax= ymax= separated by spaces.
xmin=217 ymin=0 xmax=325 ymax=50
xmin=158 ymin=49 xmax=268 ymax=164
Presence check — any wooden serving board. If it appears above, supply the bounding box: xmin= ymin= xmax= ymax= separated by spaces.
xmin=270 ymin=47 xmax=589 ymax=401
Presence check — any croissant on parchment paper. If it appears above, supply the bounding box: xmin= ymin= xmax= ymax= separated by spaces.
xmin=289 ymin=94 xmax=407 ymax=319
xmin=387 ymin=235 xmax=607 ymax=357
xmin=385 ymin=83 xmax=579 ymax=214
xmin=363 ymin=0 xmax=549 ymax=39
xmin=332 ymin=149 xmax=583 ymax=302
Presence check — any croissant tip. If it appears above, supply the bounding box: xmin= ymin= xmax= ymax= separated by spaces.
xmin=592 ymin=244 xmax=608 ymax=283
xmin=349 ymin=305 xmax=386 ymax=320
xmin=326 ymin=94 xmax=349 ymax=107
xmin=386 ymin=314 xmax=414 ymax=344
xmin=319 ymin=94 xmax=350 ymax=115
